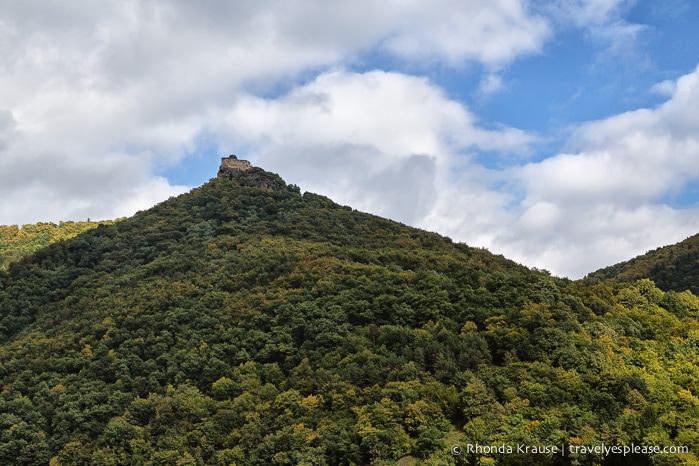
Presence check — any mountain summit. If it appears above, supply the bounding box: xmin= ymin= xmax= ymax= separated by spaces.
xmin=1 ymin=166 xmax=699 ymax=464
xmin=216 ymin=155 xmax=286 ymax=191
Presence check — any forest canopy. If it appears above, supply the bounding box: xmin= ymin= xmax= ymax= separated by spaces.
xmin=1 ymin=171 xmax=699 ymax=465
xmin=0 ymin=220 xmax=119 ymax=270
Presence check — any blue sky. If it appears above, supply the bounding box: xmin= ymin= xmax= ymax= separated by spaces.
xmin=1 ymin=0 xmax=699 ymax=278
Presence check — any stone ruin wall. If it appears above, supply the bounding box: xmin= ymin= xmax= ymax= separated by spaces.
xmin=219 ymin=155 xmax=252 ymax=172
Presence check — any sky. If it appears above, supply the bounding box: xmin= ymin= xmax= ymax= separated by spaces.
xmin=2 ymin=0 xmax=699 ymax=278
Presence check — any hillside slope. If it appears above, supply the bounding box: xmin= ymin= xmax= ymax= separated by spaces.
xmin=1 ymin=169 xmax=699 ymax=465
xmin=586 ymin=233 xmax=699 ymax=295
xmin=0 ymin=220 xmax=116 ymax=270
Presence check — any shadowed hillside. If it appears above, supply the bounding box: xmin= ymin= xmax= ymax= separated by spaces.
xmin=0 ymin=220 xmax=118 ymax=270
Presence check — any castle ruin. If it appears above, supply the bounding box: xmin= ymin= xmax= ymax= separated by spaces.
xmin=217 ymin=154 xmax=252 ymax=178
xmin=219 ymin=154 xmax=252 ymax=172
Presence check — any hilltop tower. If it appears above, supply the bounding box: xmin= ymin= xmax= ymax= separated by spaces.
xmin=217 ymin=154 xmax=252 ymax=178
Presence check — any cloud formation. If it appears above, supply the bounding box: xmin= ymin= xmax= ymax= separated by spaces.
xmin=217 ymin=70 xmax=536 ymax=225
xmin=1 ymin=0 xmax=698 ymax=279
xmin=538 ymin=0 xmax=648 ymax=69
xmin=499 ymin=65 xmax=699 ymax=277
xmin=214 ymin=65 xmax=699 ymax=278
xmin=0 ymin=0 xmax=551 ymax=225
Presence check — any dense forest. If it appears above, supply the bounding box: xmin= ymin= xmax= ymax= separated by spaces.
xmin=1 ymin=169 xmax=699 ymax=465
xmin=0 ymin=220 xmax=117 ymax=271
xmin=586 ymin=234 xmax=699 ymax=295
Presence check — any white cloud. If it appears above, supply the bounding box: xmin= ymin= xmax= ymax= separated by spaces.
xmin=538 ymin=0 xmax=629 ymax=28
xmin=111 ymin=177 xmax=190 ymax=219
xmin=479 ymin=74 xmax=506 ymax=96
xmin=216 ymin=70 xmax=536 ymax=226
xmin=651 ymin=79 xmax=676 ymax=96
xmin=0 ymin=145 xmax=189 ymax=224
xmin=381 ymin=0 xmax=550 ymax=67
xmin=495 ymin=65 xmax=699 ymax=277
xmin=0 ymin=0 xmax=552 ymax=225
xmin=538 ymin=0 xmax=648 ymax=68
xmin=2 ymin=0 xmax=697 ymax=283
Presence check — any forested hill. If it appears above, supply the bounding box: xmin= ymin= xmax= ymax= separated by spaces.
xmin=586 ymin=233 xmax=699 ymax=295
xmin=0 ymin=220 xmax=117 ymax=270
xmin=2 ymin=168 xmax=699 ymax=465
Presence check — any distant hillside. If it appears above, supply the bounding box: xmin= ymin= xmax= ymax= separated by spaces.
xmin=1 ymin=167 xmax=699 ymax=464
xmin=586 ymin=233 xmax=699 ymax=294
xmin=0 ymin=220 xmax=118 ymax=270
